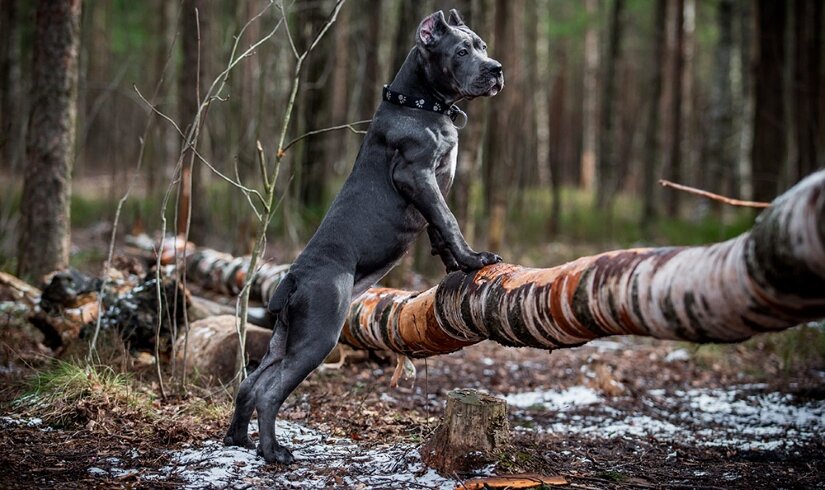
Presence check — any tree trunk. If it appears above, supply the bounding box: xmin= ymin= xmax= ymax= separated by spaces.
xmin=159 ymin=171 xmax=825 ymax=360
xmin=178 ymin=0 xmax=208 ymax=243
xmin=483 ymin=0 xmax=522 ymax=251
xmin=517 ymin=0 xmax=540 ymax=204
xmin=0 ymin=0 xmax=23 ymax=171
xmin=147 ymin=0 xmax=177 ymax=197
xmin=735 ymin=0 xmax=754 ymax=199
xmin=708 ymin=0 xmax=735 ymax=214
xmin=751 ymin=0 xmax=787 ymax=203
xmin=17 ymin=0 xmax=82 ymax=282
xmin=580 ymin=0 xmax=599 ymax=191
xmin=664 ymin=0 xmax=684 ymax=217
xmin=546 ymin=44 xmax=567 ymax=235
xmin=641 ymin=0 xmax=666 ymax=226
xmin=328 ymin=1 xmax=351 ymax=174
xmin=356 ymin=0 xmax=382 ymax=120
xmin=341 ymin=170 xmax=825 ymax=358
xmin=294 ymin=0 xmax=335 ymax=209
xmin=595 ymin=0 xmax=624 ymax=209
xmin=793 ymin=0 xmax=822 ymax=179
xmin=420 ymin=389 xmax=509 ymax=476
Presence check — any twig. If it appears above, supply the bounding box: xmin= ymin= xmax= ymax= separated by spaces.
xmin=282 ymin=119 xmax=371 ymax=153
xmin=279 ymin=1 xmax=300 ymax=60
xmin=658 ymin=179 xmax=770 ymax=208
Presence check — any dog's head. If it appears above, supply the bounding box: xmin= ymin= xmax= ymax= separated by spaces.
xmin=415 ymin=9 xmax=504 ymax=101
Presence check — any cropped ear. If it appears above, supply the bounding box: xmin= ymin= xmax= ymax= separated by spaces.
xmin=448 ymin=9 xmax=465 ymax=26
xmin=417 ymin=11 xmax=449 ymax=47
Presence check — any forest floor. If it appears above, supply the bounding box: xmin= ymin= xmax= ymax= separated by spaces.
xmin=1 ymin=324 xmax=824 ymax=489
xmin=1 ymin=211 xmax=824 ymax=488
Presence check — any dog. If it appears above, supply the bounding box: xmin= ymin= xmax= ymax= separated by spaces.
xmin=224 ymin=9 xmax=504 ymax=464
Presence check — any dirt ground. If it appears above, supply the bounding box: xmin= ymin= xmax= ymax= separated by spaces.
xmin=1 ymin=325 xmax=824 ymax=489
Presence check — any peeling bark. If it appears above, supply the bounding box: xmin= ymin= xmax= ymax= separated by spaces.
xmin=341 ymin=171 xmax=825 ymax=358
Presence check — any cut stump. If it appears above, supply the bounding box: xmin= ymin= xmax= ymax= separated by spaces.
xmin=421 ymin=389 xmax=510 ymax=475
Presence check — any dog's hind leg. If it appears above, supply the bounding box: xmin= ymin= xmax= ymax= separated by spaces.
xmin=224 ymin=275 xmax=297 ymax=448
xmin=255 ymin=275 xmax=352 ymax=464
xmin=223 ymin=319 xmax=286 ymax=448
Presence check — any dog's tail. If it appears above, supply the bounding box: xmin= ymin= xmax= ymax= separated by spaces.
xmin=267 ymin=273 xmax=297 ymax=323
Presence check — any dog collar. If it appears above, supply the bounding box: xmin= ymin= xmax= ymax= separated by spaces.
xmin=382 ymin=85 xmax=467 ymax=129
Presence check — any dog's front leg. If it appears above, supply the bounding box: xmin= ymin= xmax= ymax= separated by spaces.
xmin=427 ymin=226 xmax=461 ymax=272
xmin=395 ymin=163 xmax=501 ymax=272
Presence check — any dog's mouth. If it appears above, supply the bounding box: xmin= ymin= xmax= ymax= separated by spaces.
xmin=487 ymin=75 xmax=504 ymax=97
xmin=467 ymin=75 xmax=504 ymax=98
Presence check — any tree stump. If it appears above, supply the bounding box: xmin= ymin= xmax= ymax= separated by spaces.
xmin=421 ymin=388 xmax=510 ymax=475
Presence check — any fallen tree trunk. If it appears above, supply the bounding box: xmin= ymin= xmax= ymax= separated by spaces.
xmin=340 ymin=171 xmax=825 ymax=357
xmin=159 ymin=170 xmax=825 ymax=359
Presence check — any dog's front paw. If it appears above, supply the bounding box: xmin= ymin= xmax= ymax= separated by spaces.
xmin=257 ymin=442 xmax=295 ymax=465
xmin=455 ymin=251 xmax=502 ymax=272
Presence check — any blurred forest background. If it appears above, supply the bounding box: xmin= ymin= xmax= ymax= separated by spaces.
xmin=0 ymin=0 xmax=823 ymax=280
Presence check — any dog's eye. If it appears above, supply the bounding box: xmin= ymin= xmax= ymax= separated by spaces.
xmin=457 ymin=48 xmax=468 ymax=57
xmin=481 ymin=43 xmax=487 ymax=51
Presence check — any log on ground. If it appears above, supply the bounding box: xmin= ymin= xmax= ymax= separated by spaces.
xmin=341 ymin=170 xmax=825 ymax=357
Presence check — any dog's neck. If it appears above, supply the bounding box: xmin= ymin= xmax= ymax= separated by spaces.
xmin=389 ymin=48 xmax=460 ymax=108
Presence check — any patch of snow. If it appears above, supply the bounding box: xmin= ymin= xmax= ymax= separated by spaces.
xmin=511 ymin=385 xmax=825 ymax=452
xmin=0 ymin=416 xmax=53 ymax=432
xmin=504 ymin=385 xmax=602 ymax=410
xmin=586 ymin=339 xmax=627 ymax=352
xmin=664 ymin=348 xmax=690 ymax=363
xmin=133 ymin=420 xmax=457 ymax=489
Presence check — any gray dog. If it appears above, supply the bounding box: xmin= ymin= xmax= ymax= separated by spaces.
xmin=224 ymin=9 xmax=504 ymax=464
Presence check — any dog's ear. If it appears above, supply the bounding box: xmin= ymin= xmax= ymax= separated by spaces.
xmin=448 ymin=9 xmax=464 ymax=27
xmin=417 ymin=11 xmax=449 ymax=47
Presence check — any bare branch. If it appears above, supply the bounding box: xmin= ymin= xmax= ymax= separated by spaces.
xmin=282 ymin=119 xmax=371 ymax=153
xmin=304 ymin=0 xmax=346 ymax=56
xmin=279 ymin=0 xmax=300 ymax=60
xmin=658 ymin=179 xmax=770 ymax=208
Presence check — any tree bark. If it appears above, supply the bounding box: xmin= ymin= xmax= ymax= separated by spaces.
xmin=751 ymin=0 xmax=787 ymax=203
xmin=178 ymin=0 xmax=208 ymax=243
xmin=641 ymin=0 xmax=667 ymax=226
xmin=483 ymin=0 xmax=522 ymax=251
xmin=17 ymin=0 xmax=82 ymax=282
xmin=595 ymin=0 xmax=624 ymax=209
xmin=708 ymin=0 xmax=735 ymax=214
xmin=356 ymin=0 xmax=382 ymax=120
xmin=294 ymin=0 xmax=335 ymax=209
xmin=546 ymin=44 xmax=567 ymax=235
xmin=341 ymin=170 xmax=825 ymax=358
xmin=580 ymin=0 xmax=599 ymax=191
xmin=793 ymin=0 xmax=822 ymax=180
xmin=0 ymin=0 xmax=23 ymax=171
xmin=664 ymin=0 xmax=685 ymax=217
xmin=420 ymin=389 xmax=509 ymax=476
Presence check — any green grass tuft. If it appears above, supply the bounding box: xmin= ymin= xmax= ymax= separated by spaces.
xmin=14 ymin=360 xmax=150 ymax=427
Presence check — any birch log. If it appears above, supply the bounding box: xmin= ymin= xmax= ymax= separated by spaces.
xmin=340 ymin=171 xmax=825 ymax=357
xmin=165 ymin=170 xmax=825 ymax=358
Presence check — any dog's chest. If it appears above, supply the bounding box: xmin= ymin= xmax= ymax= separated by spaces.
xmin=435 ymin=145 xmax=458 ymax=193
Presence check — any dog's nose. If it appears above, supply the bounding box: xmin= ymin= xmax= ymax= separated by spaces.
xmin=490 ymin=62 xmax=503 ymax=75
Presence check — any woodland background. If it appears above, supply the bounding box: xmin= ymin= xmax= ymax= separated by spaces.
xmin=1 ymin=2 xmax=824 ymax=486
xmin=0 ymin=0 xmax=823 ymax=277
